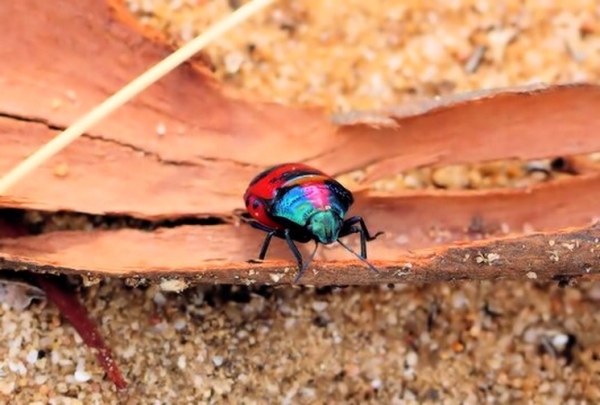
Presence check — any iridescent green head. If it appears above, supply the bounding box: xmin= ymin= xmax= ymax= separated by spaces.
xmin=307 ymin=211 xmax=343 ymax=244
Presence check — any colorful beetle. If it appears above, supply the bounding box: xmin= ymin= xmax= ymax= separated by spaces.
xmin=243 ymin=163 xmax=383 ymax=282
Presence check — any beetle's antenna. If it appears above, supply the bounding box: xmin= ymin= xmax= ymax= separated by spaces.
xmin=337 ymin=239 xmax=380 ymax=274
xmin=294 ymin=241 xmax=319 ymax=282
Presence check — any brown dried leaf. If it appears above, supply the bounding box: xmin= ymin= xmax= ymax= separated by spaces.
xmin=0 ymin=279 xmax=45 ymax=311
xmin=1 ymin=1 xmax=600 ymax=218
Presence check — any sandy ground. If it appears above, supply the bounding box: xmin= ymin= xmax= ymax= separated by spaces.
xmin=2 ymin=1 xmax=600 ymax=403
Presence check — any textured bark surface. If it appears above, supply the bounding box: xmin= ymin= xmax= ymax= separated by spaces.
xmin=0 ymin=224 xmax=598 ymax=286
xmin=0 ymin=0 xmax=599 ymax=284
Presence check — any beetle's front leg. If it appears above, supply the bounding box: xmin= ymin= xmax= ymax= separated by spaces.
xmin=342 ymin=216 xmax=384 ymax=242
xmin=339 ymin=217 xmax=383 ymax=258
xmin=247 ymin=222 xmax=282 ymax=263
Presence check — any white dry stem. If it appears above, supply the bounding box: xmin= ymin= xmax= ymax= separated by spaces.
xmin=0 ymin=0 xmax=277 ymax=194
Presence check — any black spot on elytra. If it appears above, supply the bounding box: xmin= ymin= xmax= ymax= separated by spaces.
xmin=248 ymin=166 xmax=276 ymax=186
xmin=271 ymin=169 xmax=323 ymax=184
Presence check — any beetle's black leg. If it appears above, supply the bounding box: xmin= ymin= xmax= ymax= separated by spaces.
xmin=247 ymin=221 xmax=281 ymax=263
xmin=283 ymin=229 xmax=316 ymax=283
xmin=283 ymin=228 xmax=304 ymax=268
xmin=249 ymin=220 xmax=277 ymax=234
xmin=342 ymin=225 xmax=369 ymax=259
xmin=341 ymin=216 xmax=384 ymax=242
xmin=294 ymin=241 xmax=319 ymax=283
xmin=280 ymin=228 xmax=311 ymax=282
xmin=257 ymin=230 xmax=277 ymax=260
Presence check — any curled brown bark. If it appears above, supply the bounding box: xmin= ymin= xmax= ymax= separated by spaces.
xmin=0 ymin=223 xmax=598 ymax=286
xmin=0 ymin=0 xmax=599 ymax=286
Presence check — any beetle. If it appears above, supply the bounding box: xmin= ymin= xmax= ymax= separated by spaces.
xmin=243 ymin=163 xmax=383 ymax=282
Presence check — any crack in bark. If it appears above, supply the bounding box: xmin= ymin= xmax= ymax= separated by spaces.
xmin=0 ymin=207 xmax=231 ymax=237
xmin=0 ymin=111 xmax=261 ymax=169
xmin=82 ymin=133 xmax=199 ymax=167
xmin=0 ymin=112 xmax=61 ymax=130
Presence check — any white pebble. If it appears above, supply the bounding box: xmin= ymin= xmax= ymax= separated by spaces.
xmin=160 ymin=279 xmax=187 ymax=292
xmin=299 ymin=387 xmax=316 ymax=399
xmin=526 ymin=271 xmax=538 ymax=279
xmin=278 ymin=304 xmax=293 ymax=315
xmin=522 ymin=328 xmax=538 ymax=344
xmin=8 ymin=361 xmax=26 ymax=376
xmin=179 ymin=21 xmax=195 ymax=42
xmin=551 ymin=333 xmax=570 ymax=350
xmin=153 ymin=321 xmax=169 ymax=333
xmin=452 ymin=292 xmax=469 ymax=309
xmin=153 ymin=292 xmax=167 ymax=306
xmin=177 ymin=355 xmax=187 ymax=370
xmin=405 ymin=351 xmax=419 ymax=367
xmin=26 ymin=350 xmax=39 ymax=364
xmin=311 ymin=301 xmax=328 ymax=312
xmin=122 ymin=345 xmax=136 ymax=359
xmin=173 ymin=319 xmax=187 ymax=331
xmin=50 ymin=351 xmax=61 ymax=365
xmin=34 ymin=374 xmax=48 ymax=385
xmin=155 ymin=123 xmax=166 ymax=136
xmin=212 ymin=356 xmax=224 ymax=367
xmin=74 ymin=369 xmax=91 ymax=383
xmin=371 ymin=378 xmax=383 ymax=389
xmin=224 ymin=52 xmax=245 ymax=74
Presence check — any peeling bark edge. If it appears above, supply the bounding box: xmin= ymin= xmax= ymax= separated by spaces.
xmin=1 ymin=224 xmax=598 ymax=287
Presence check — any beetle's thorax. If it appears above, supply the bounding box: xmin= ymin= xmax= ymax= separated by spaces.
xmin=307 ymin=210 xmax=343 ymax=244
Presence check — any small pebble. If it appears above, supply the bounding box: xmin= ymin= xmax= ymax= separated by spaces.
xmin=224 ymin=52 xmax=245 ymax=74
xmin=551 ymin=333 xmax=570 ymax=351
xmin=371 ymin=378 xmax=382 ymax=390
xmin=74 ymin=369 xmax=91 ymax=383
xmin=156 ymin=123 xmax=166 ymax=136
xmin=212 ymin=356 xmax=224 ymax=367
xmin=25 ymin=350 xmax=39 ymax=365
xmin=431 ymin=165 xmax=470 ymax=189
xmin=177 ymin=355 xmax=187 ymax=370
xmin=311 ymin=301 xmax=328 ymax=312
xmin=173 ymin=319 xmax=187 ymax=331
xmin=53 ymin=163 xmax=69 ymax=178
xmin=405 ymin=351 xmax=419 ymax=368
xmin=153 ymin=292 xmax=167 ymax=306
